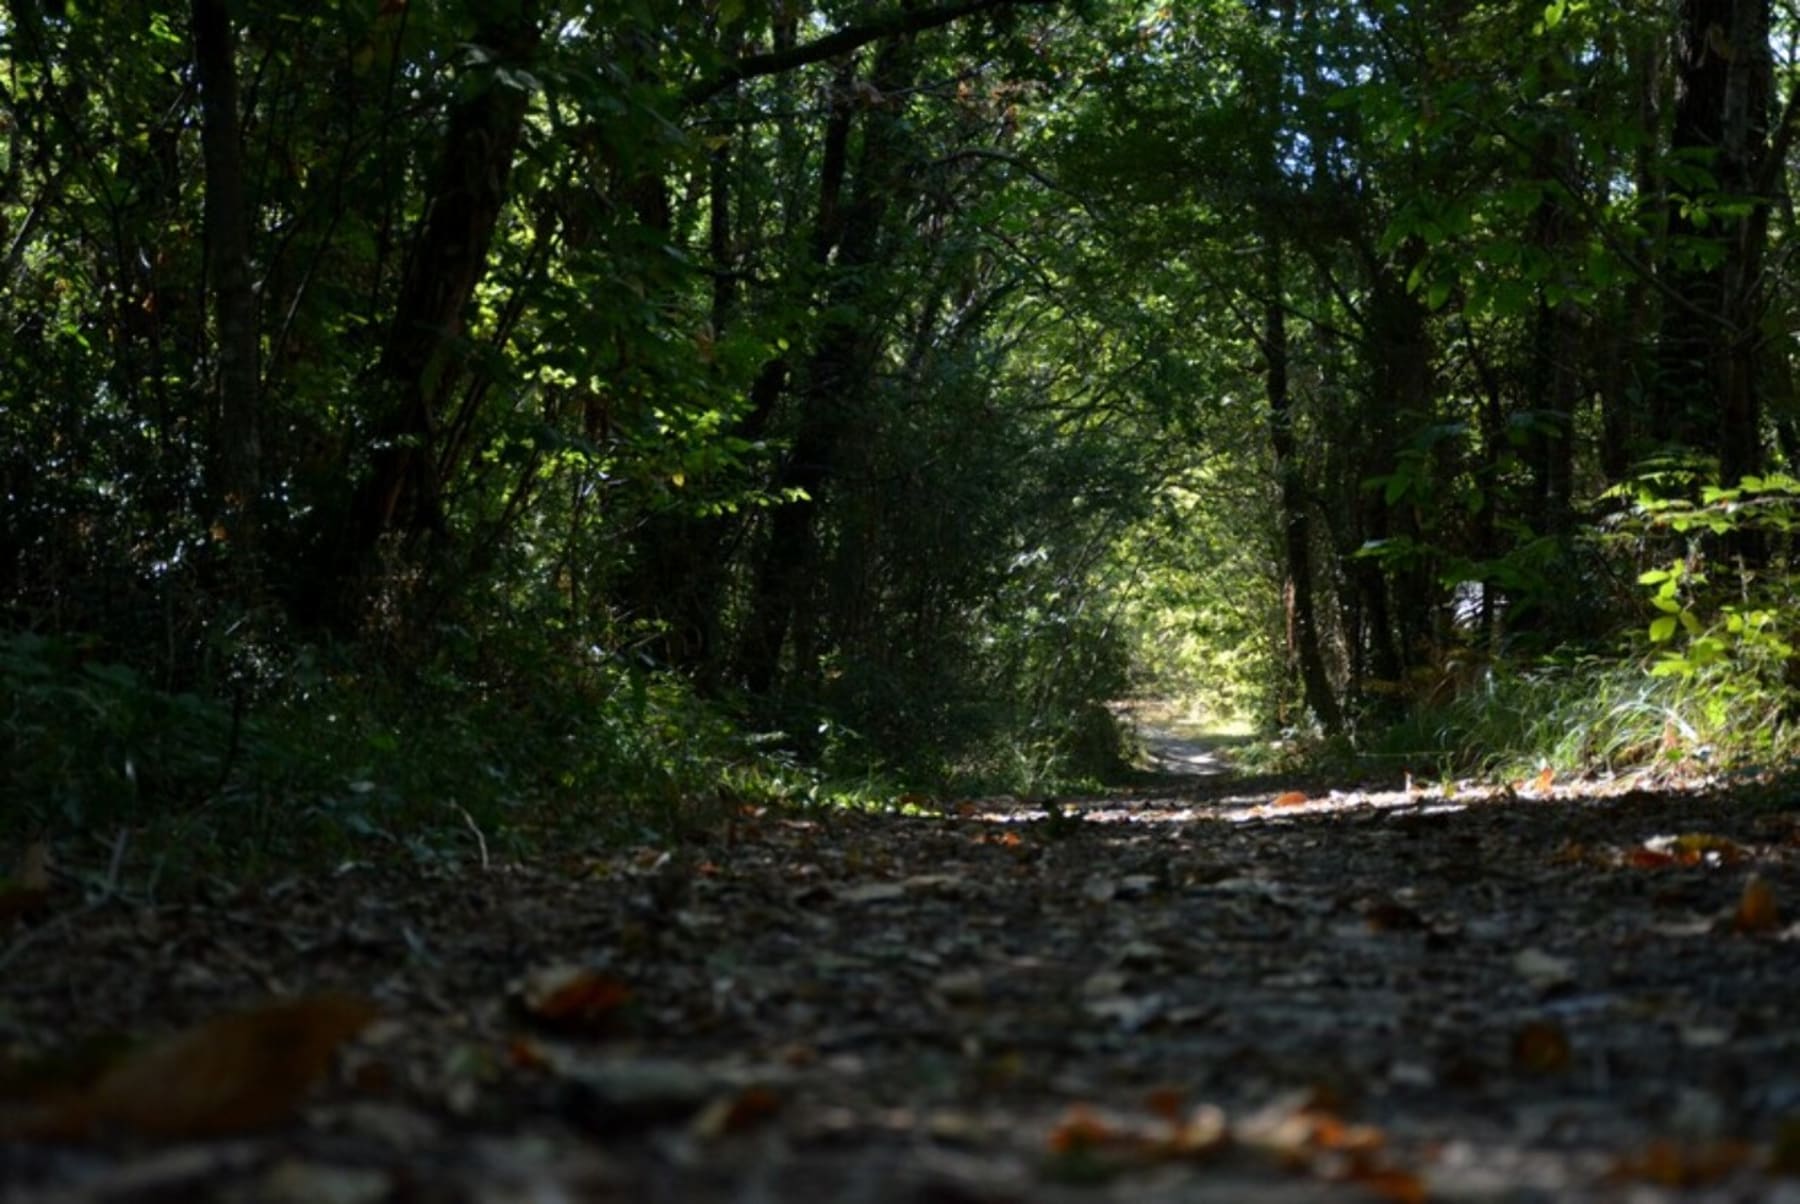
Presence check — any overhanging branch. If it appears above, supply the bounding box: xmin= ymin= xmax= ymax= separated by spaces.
xmin=682 ymin=0 xmax=1059 ymax=107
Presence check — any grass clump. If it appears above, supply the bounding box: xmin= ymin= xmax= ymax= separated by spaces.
xmin=1361 ymin=650 xmax=1795 ymax=783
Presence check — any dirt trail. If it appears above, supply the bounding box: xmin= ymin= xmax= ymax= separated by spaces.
xmin=4 ymin=748 xmax=1800 ymax=1202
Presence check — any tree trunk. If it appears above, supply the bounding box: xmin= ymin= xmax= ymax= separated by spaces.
xmin=1654 ymin=0 xmax=1769 ymax=483
xmin=617 ymin=66 xmax=854 ymax=680
xmin=1263 ymin=235 xmax=1341 ymax=733
xmin=328 ymin=4 xmax=539 ymax=617
xmin=1718 ymin=0 xmax=1771 ymax=488
xmin=191 ymin=0 xmax=260 ymax=584
xmin=735 ymin=42 xmax=915 ymax=696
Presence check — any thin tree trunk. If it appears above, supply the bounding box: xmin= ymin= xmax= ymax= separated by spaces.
xmin=736 ymin=41 xmax=915 ymax=696
xmin=1718 ymin=0 xmax=1771 ymax=488
xmin=1264 ymin=234 xmax=1341 ymax=733
xmin=328 ymin=4 xmax=538 ymax=619
xmin=192 ymin=0 xmax=260 ymax=583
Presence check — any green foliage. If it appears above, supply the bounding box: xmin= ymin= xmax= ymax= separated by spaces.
xmin=10 ymin=0 xmax=1800 ymax=885
xmin=1363 ymin=656 xmax=1714 ymax=781
xmin=0 ymin=634 xmax=236 ymax=839
xmin=1623 ymin=477 xmax=1800 ymax=723
xmin=0 ymin=626 xmax=820 ymax=882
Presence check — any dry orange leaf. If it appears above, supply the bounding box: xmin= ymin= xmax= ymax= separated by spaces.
xmin=1531 ymin=766 xmax=1554 ymax=794
xmin=1348 ymin=1166 xmax=1429 ymax=1204
xmin=712 ymin=1085 xmax=782 ymax=1135
xmin=519 ymin=965 xmax=633 ymax=1033
xmin=1309 ymin=1113 xmax=1384 ymax=1154
xmin=1047 ymin=1103 xmax=1117 ymax=1153
xmin=1613 ymin=1138 xmax=1753 ymax=1187
xmin=1144 ymin=1085 xmax=1185 ymax=1123
xmin=507 ymin=1037 xmax=553 ymax=1071
xmin=24 ymin=993 xmax=377 ymax=1141
xmin=1272 ymin=791 xmax=1309 ymax=807
xmin=1671 ymin=833 xmax=1747 ymax=864
xmin=1734 ymin=875 xmax=1781 ymax=934
xmin=1165 ymin=1103 xmax=1229 ymax=1157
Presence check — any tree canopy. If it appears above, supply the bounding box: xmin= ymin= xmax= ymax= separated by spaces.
xmin=4 ymin=0 xmax=1800 ymax=854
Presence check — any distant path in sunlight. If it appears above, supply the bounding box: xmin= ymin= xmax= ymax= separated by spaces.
xmin=1113 ymin=698 xmax=1243 ymax=777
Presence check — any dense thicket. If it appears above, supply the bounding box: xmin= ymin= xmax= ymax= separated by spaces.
xmin=4 ymin=0 xmax=1798 ymax=861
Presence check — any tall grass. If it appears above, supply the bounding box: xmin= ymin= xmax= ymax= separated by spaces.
xmin=1364 ymin=651 xmax=1796 ymax=781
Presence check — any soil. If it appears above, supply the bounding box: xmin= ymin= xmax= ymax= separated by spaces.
xmin=4 ymin=726 xmax=1800 ymax=1203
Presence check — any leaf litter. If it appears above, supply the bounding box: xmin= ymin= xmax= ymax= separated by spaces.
xmin=2 ymin=758 xmax=1800 ymax=1201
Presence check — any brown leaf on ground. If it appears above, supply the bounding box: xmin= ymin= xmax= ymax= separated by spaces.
xmin=1670 ymin=833 xmax=1749 ymax=864
xmin=1272 ymin=791 xmax=1309 ymax=807
xmin=19 ymin=992 xmax=377 ymax=1141
xmin=1733 ymin=874 xmax=1781 ymax=934
xmin=1046 ymin=1103 xmax=1118 ymax=1154
xmin=691 ymin=1085 xmax=782 ymax=1138
xmin=1347 ymin=1165 xmax=1429 ymax=1204
xmin=1511 ymin=1019 xmax=1573 ymax=1074
xmin=517 ymin=965 xmax=634 ymax=1033
xmin=0 ymin=841 xmax=53 ymax=927
xmin=1611 ymin=1137 xmax=1754 ymax=1187
xmin=1770 ymin=1114 xmax=1800 ymax=1175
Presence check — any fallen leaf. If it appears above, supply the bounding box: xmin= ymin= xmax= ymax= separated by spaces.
xmin=1362 ymin=898 xmax=1425 ymax=932
xmin=506 ymin=1038 xmax=553 ymax=1072
xmin=24 ymin=993 xmax=378 ymax=1141
xmin=836 ymin=882 xmax=906 ymax=904
xmin=1511 ymin=947 xmax=1576 ymax=991
xmin=1530 ymin=766 xmax=1554 ymax=794
xmin=1272 ymin=791 xmax=1309 ymax=807
xmin=1511 ymin=1020 xmax=1572 ymax=1074
xmin=1670 ymin=833 xmax=1748 ymax=865
xmin=1144 ymin=1086 xmax=1185 ymax=1123
xmin=1347 ymin=1166 xmax=1429 ymax=1204
xmin=1626 ymin=846 xmax=1680 ymax=869
xmin=516 ymin=965 xmax=633 ymax=1033
xmin=1770 ymin=1114 xmax=1800 ymax=1175
xmin=0 ymin=841 xmax=53 ymax=927
xmin=1611 ymin=1137 xmax=1753 ymax=1187
xmin=555 ymin=1058 xmax=724 ymax=1132
xmin=691 ymin=1085 xmax=782 ymax=1138
xmin=1165 ymin=1103 xmax=1228 ymax=1157
xmin=932 ymin=969 xmax=986 ymax=1004
xmin=13 ymin=842 xmax=51 ymax=890
xmin=1084 ymin=993 xmax=1165 ymax=1031
xmin=255 ymin=1160 xmax=390 ymax=1204
xmin=1047 ymin=1103 xmax=1118 ymax=1154
xmin=1733 ymin=875 xmax=1780 ymax=934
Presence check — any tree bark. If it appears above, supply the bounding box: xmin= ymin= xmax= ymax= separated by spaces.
xmin=1263 ymin=234 xmax=1341 ymax=733
xmin=1654 ymin=0 xmax=1770 ymax=484
xmin=329 ymin=4 xmax=539 ymax=615
xmin=736 ymin=41 xmax=915 ymax=696
xmin=1526 ymin=130 xmax=1579 ymax=536
xmin=192 ymin=0 xmax=260 ymax=582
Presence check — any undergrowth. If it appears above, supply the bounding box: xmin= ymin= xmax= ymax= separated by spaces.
xmin=1347 ymin=649 xmax=1796 ymax=783
xmin=0 ymin=630 xmax=796 ymax=887
xmin=0 ymin=625 xmax=1127 ymax=890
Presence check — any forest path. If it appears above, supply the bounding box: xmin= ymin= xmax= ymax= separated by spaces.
xmin=5 ymin=762 xmax=1800 ymax=1203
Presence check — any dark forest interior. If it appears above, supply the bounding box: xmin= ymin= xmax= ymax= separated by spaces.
xmin=4 ymin=2 xmax=1800 ymax=1200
